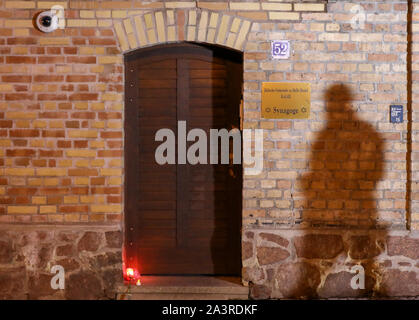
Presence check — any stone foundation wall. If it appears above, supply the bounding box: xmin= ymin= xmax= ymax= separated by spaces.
xmin=2 ymin=225 xmax=418 ymax=299
xmin=243 ymin=228 xmax=419 ymax=299
xmin=0 ymin=0 xmax=418 ymax=300
xmin=0 ymin=225 xmax=122 ymax=299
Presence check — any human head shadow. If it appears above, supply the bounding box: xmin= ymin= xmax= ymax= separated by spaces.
xmin=288 ymin=83 xmax=387 ymax=299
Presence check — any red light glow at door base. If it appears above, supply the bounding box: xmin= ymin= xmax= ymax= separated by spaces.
xmin=123 ymin=267 xmax=141 ymax=285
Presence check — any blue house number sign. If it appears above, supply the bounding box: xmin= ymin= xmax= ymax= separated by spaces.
xmin=271 ymin=40 xmax=290 ymax=60
xmin=390 ymin=105 xmax=403 ymax=123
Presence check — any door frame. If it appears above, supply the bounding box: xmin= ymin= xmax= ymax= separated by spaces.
xmin=123 ymin=42 xmax=244 ymax=276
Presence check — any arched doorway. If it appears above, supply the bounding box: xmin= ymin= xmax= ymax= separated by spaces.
xmin=124 ymin=43 xmax=243 ymax=275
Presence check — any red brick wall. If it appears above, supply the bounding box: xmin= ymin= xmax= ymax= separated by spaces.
xmin=0 ymin=0 xmax=418 ymax=299
xmin=0 ymin=21 xmax=124 ymax=223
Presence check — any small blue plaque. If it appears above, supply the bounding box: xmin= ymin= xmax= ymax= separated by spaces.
xmin=390 ymin=105 xmax=403 ymax=123
xmin=271 ymin=40 xmax=290 ymax=60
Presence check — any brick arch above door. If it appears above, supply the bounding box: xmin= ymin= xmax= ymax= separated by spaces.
xmin=112 ymin=9 xmax=253 ymax=53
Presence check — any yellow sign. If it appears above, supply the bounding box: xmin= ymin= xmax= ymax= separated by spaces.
xmin=261 ymin=82 xmax=310 ymax=119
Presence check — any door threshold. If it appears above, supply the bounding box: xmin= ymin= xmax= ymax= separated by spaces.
xmin=116 ymin=276 xmax=249 ymax=300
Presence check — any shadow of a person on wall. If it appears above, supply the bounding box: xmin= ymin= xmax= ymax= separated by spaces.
xmin=291 ymin=83 xmax=386 ymax=298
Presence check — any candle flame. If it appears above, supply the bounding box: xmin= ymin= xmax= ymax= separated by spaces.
xmin=126 ymin=268 xmax=134 ymax=278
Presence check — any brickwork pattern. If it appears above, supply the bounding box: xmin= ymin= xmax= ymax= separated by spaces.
xmin=0 ymin=0 xmax=418 ymax=299
xmin=113 ymin=10 xmax=252 ymax=51
xmin=242 ymin=1 xmax=411 ymax=229
xmin=0 ymin=0 xmax=412 ymax=228
xmin=411 ymin=2 xmax=419 ymax=231
xmin=0 ymin=0 xmax=327 ymax=225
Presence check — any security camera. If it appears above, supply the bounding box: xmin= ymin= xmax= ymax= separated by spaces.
xmin=35 ymin=11 xmax=59 ymax=33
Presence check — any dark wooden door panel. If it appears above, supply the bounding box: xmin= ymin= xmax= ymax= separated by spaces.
xmin=125 ymin=43 xmax=242 ymax=275
xmin=138 ymin=248 xmax=234 ymax=274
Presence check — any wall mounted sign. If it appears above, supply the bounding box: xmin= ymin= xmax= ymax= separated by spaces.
xmin=261 ymin=82 xmax=310 ymax=119
xmin=390 ymin=105 xmax=403 ymax=123
xmin=271 ymin=40 xmax=290 ymax=59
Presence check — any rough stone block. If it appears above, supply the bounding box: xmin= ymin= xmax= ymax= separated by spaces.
xmin=274 ymin=262 xmax=320 ymax=299
xmin=65 ymin=271 xmax=103 ymax=300
xmin=387 ymin=236 xmax=419 ymax=260
xmin=294 ymin=234 xmax=344 ymax=259
xmin=318 ymin=271 xmax=375 ymax=298
xmin=257 ymin=246 xmax=290 ymax=265
xmin=259 ymin=233 xmax=289 ymax=247
xmin=105 ymin=231 xmax=122 ymax=249
xmin=242 ymin=241 xmax=253 ymax=260
xmin=349 ymin=235 xmax=384 ymax=259
xmin=0 ymin=240 xmax=13 ymax=263
xmin=249 ymin=283 xmax=271 ymax=300
xmin=28 ymin=273 xmax=56 ymax=299
xmin=77 ymin=232 xmax=101 ymax=252
xmin=380 ymin=269 xmax=419 ymax=297
xmin=0 ymin=267 xmax=27 ymax=300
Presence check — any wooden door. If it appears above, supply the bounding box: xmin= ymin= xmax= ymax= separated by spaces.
xmin=125 ymin=43 xmax=243 ymax=275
